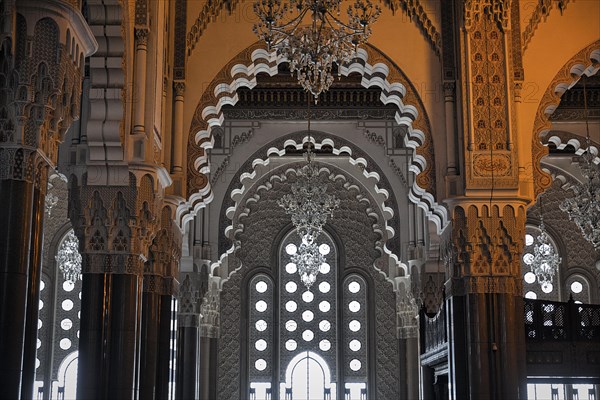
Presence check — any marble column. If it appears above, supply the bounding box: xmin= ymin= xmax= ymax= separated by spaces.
xmin=175 ymin=273 xmax=201 ymax=400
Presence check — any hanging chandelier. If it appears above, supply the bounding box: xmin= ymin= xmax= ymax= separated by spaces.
xmin=529 ymin=219 xmax=561 ymax=293
xmin=55 ymin=230 xmax=82 ymax=283
xmin=278 ymin=100 xmax=339 ymax=288
xmin=253 ymin=0 xmax=382 ymax=100
xmin=559 ymin=75 xmax=600 ymax=250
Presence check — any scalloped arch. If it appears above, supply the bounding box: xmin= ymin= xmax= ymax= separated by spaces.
xmin=532 ymin=40 xmax=600 ymax=197
xmin=184 ymin=42 xmax=441 ymax=228
xmin=211 ymin=137 xmax=409 ymax=291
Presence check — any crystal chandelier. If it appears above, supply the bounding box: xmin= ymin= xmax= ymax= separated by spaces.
xmin=55 ymin=230 xmax=82 ymax=283
xmin=559 ymin=75 xmax=600 ymax=250
xmin=253 ymin=0 xmax=382 ymax=100
xmin=529 ymin=218 xmax=561 ymax=293
xmin=278 ymin=102 xmax=339 ymax=288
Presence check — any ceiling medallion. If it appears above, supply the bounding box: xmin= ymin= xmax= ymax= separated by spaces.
xmin=559 ymin=75 xmax=600 ymax=250
xmin=253 ymin=0 xmax=382 ymax=101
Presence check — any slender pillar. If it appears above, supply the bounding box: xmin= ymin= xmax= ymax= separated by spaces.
xmin=133 ymin=29 xmax=149 ymax=134
xmin=140 ymin=290 xmax=161 ymax=399
xmin=21 ymin=186 xmax=46 ymax=400
xmin=171 ymin=82 xmax=185 ymax=173
xmin=0 ymin=179 xmax=35 ymax=399
xmin=443 ymin=81 xmax=457 ymax=175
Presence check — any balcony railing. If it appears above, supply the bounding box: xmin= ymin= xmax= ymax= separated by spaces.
xmin=524 ymin=298 xmax=600 ymax=342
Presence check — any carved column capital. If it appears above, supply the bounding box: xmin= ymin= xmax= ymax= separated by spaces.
xmin=174 ymin=81 xmax=186 ymax=97
xmin=135 ymin=28 xmax=149 ymax=47
xmin=443 ymin=81 xmax=456 ymax=101
xmin=445 ymin=199 xmax=527 ymax=296
xmin=68 ymin=172 xmax=163 ymax=275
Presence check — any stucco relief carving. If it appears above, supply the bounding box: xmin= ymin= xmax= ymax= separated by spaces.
xmin=532 ymin=40 xmax=600 ymax=197
xmin=447 ymin=203 xmax=526 ymax=296
xmin=522 ymin=0 xmax=571 ymax=51
xmin=185 ymin=43 xmax=438 ymax=231
xmin=68 ymin=173 xmax=162 ymax=275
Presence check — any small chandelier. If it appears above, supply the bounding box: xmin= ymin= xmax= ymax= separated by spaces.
xmin=55 ymin=230 xmax=82 ymax=283
xmin=530 ymin=218 xmax=561 ymax=293
xmin=291 ymin=241 xmax=326 ymax=289
xmin=253 ymin=0 xmax=382 ymax=100
xmin=559 ymin=75 xmax=600 ymax=250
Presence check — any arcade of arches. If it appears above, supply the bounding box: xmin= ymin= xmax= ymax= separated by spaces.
xmin=0 ymin=1 xmax=599 ymax=399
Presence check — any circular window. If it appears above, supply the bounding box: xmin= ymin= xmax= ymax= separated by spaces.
xmin=318 ymin=282 xmax=331 ymax=294
xmin=63 ymin=281 xmax=74 ymax=292
xmin=571 ymin=281 xmax=583 ymax=294
xmin=286 ymin=339 xmax=297 ymax=351
xmin=62 ymin=299 xmax=74 ymax=311
xmin=36 ymin=339 xmax=41 ymax=349
xmin=38 ymin=300 xmax=43 ymax=310
xmin=59 ymin=338 xmax=71 ymax=350
xmin=349 ymin=339 xmax=361 ymax=351
xmin=349 ymin=320 xmax=361 ymax=332
xmin=255 ymin=359 xmax=267 ymax=371
xmin=319 ymin=243 xmax=330 ymax=255
xmin=319 ymin=339 xmax=331 ymax=352
xmin=525 ymin=234 xmax=534 ymax=246
xmin=319 ymin=301 xmax=331 ymax=313
xmin=319 ymin=320 xmax=331 ymax=332
xmin=525 ymin=291 xmax=537 ymax=299
xmin=302 ymin=291 xmax=314 ymax=303
xmin=522 ymin=253 xmax=534 ymax=265
xmin=541 ymin=282 xmax=553 ymax=294
xmin=285 ymin=320 xmax=298 ymax=332
xmin=255 ymin=320 xmax=267 ymax=332
xmin=35 ymin=358 xmax=40 ymax=369
xmin=348 ymin=301 xmax=360 ymax=312
xmin=524 ymin=272 xmax=536 ymax=284
xmin=348 ymin=281 xmax=361 ymax=293
xmin=286 ymin=301 xmax=298 ymax=312
xmin=302 ymin=310 xmax=314 ymax=322
xmin=286 ymin=263 xmax=297 ymax=274
xmin=302 ymin=330 xmax=314 ymax=342
xmin=319 ymin=263 xmax=330 ymax=274
xmin=255 ymin=300 xmax=268 ymax=312
xmin=37 ymin=319 xmax=42 ymax=329
xmin=40 ymin=281 xmax=45 ymax=291
xmin=255 ymin=339 xmax=267 ymax=351
xmin=61 ymin=319 xmax=73 ymax=331
xmin=349 ymin=359 xmax=362 ymax=371
xmin=285 ymin=281 xmax=298 ymax=293
xmin=285 ymin=244 xmax=297 ymax=255
xmin=255 ymin=281 xmax=268 ymax=293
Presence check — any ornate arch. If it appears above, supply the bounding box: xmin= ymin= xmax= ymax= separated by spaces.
xmin=183 ymin=42 xmax=441 ymax=229
xmin=532 ymin=40 xmax=600 ymax=197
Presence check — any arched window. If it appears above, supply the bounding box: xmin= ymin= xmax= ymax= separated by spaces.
xmin=246 ymin=229 xmax=370 ymax=399
xmin=521 ymin=225 xmax=562 ymax=301
xmin=565 ymin=273 xmax=591 ymax=304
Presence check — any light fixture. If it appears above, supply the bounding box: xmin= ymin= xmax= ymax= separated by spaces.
xmin=278 ymin=100 xmax=339 ymax=288
xmin=559 ymin=75 xmax=600 ymax=250
xmin=530 ymin=197 xmax=561 ymax=293
xmin=55 ymin=230 xmax=82 ymax=283
xmin=253 ymin=0 xmax=382 ymax=101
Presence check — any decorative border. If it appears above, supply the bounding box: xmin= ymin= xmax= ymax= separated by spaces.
xmin=182 ymin=42 xmax=444 ymax=231
xmin=532 ymin=40 xmax=600 ymax=197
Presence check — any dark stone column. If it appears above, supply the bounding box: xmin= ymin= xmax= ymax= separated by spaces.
xmin=199 ymin=335 xmax=211 ymax=400
xmin=0 ymin=179 xmax=35 ymax=399
xmin=398 ymin=336 xmax=419 ymax=400
xmin=140 ymin=290 xmax=160 ymax=399
xmin=156 ymin=294 xmax=174 ymax=399
xmin=21 ymin=187 xmax=46 ymax=400
xmin=77 ymin=273 xmax=142 ymax=399
xmin=175 ymin=326 xmax=199 ymax=399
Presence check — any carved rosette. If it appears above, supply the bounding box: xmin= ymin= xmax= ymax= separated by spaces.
xmin=68 ymin=173 xmax=162 ymax=275
xmin=446 ymin=202 xmax=526 ymax=296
